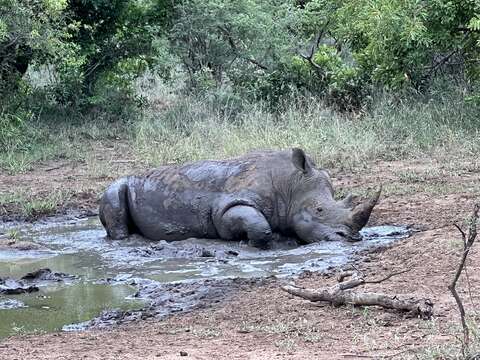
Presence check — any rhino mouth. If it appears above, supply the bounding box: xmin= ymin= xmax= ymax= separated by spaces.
xmin=296 ymin=223 xmax=362 ymax=244
xmin=326 ymin=230 xmax=362 ymax=243
xmin=340 ymin=232 xmax=362 ymax=242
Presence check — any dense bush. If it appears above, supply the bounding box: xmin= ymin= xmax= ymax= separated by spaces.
xmin=0 ymin=0 xmax=68 ymax=100
xmin=0 ymin=0 xmax=479 ymax=115
xmin=1 ymin=0 xmax=173 ymax=112
xmin=332 ymin=0 xmax=480 ymax=88
xmin=165 ymin=0 xmax=479 ymax=108
xmin=56 ymin=0 xmax=173 ymax=106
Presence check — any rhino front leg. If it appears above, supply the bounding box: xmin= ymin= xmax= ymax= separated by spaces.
xmin=99 ymin=178 xmax=131 ymax=240
xmin=217 ymin=206 xmax=273 ymax=249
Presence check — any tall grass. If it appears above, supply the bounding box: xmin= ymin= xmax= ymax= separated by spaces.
xmin=134 ymin=86 xmax=480 ymax=170
xmin=2 ymin=77 xmax=479 ymax=175
xmin=0 ymin=108 xmax=134 ymax=174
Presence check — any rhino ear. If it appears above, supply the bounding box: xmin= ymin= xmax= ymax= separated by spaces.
xmin=292 ymin=148 xmax=313 ymax=174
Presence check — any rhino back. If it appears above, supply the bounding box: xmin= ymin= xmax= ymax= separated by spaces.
xmin=126 ymin=174 xmax=218 ymax=240
xmin=144 ymin=150 xmax=295 ymax=192
xmin=126 ymin=150 xmax=298 ymax=239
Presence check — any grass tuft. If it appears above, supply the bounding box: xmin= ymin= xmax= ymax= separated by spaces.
xmin=0 ymin=190 xmax=73 ymax=220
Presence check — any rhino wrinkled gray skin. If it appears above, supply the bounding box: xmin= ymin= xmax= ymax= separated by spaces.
xmin=99 ymin=148 xmax=381 ymax=249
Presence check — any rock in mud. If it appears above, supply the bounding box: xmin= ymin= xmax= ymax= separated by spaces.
xmin=0 ymin=298 xmax=27 ymax=309
xmin=0 ymin=268 xmax=76 ymax=295
xmin=0 ymin=278 xmax=39 ymax=295
xmin=21 ymin=268 xmax=76 ymax=282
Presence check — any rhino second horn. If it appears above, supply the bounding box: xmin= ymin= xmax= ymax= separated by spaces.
xmin=350 ymin=187 xmax=382 ymax=231
xmin=341 ymin=193 xmax=354 ymax=209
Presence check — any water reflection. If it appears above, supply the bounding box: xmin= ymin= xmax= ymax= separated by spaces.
xmin=0 ymin=283 xmax=142 ymax=337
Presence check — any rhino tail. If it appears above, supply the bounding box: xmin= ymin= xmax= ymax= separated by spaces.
xmin=99 ymin=177 xmax=133 ymax=239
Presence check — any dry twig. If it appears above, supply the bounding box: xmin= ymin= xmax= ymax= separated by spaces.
xmin=282 ymin=269 xmax=433 ymax=319
xmin=450 ymin=203 xmax=479 ymax=356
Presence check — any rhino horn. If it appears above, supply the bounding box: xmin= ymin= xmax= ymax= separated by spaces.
xmin=350 ymin=187 xmax=382 ymax=231
xmin=340 ymin=193 xmax=355 ymax=209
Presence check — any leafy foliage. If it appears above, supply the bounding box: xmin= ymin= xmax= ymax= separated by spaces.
xmin=167 ymin=0 xmax=479 ymax=108
xmin=323 ymin=0 xmax=480 ymax=89
xmin=1 ymin=0 xmax=479 ymax=116
xmin=54 ymin=0 xmax=173 ymax=106
xmin=0 ymin=0 xmax=67 ymax=100
xmin=169 ymin=1 xmax=297 ymax=93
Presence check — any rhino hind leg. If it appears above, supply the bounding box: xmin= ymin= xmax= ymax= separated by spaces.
xmin=99 ymin=178 xmax=133 ymax=240
xmin=217 ymin=206 xmax=273 ymax=249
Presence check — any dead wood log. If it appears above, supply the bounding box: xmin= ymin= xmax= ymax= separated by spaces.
xmin=282 ymin=270 xmax=433 ymax=320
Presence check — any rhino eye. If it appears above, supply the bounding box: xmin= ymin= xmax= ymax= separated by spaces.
xmin=316 ymin=207 xmax=323 ymax=213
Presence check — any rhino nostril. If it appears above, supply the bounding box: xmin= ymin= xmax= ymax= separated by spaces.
xmin=336 ymin=231 xmax=346 ymax=237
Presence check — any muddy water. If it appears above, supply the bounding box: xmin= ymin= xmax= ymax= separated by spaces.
xmin=0 ymin=217 xmax=410 ymax=337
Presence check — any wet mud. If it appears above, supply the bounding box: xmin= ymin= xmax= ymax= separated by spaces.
xmin=65 ymin=277 xmax=266 ymax=331
xmin=0 ymin=216 xmax=411 ymax=337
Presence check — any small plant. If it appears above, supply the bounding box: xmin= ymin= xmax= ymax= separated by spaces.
xmin=21 ymin=190 xmax=72 ymax=219
xmin=274 ymin=337 xmax=297 ymax=351
xmin=6 ymin=229 xmax=20 ymax=241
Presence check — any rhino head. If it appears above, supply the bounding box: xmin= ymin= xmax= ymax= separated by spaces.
xmin=288 ymin=148 xmax=380 ymax=244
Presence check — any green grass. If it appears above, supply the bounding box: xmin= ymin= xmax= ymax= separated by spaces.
xmin=0 ymin=189 xmax=73 ymax=219
xmin=2 ymin=79 xmax=479 ymax=177
xmin=5 ymin=228 xmax=20 ymax=241
xmin=0 ymin=104 xmax=135 ymax=174
xmin=21 ymin=190 xmax=72 ymax=218
xmin=134 ymin=86 xmax=480 ymax=170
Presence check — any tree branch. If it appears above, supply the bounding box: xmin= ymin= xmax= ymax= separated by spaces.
xmin=282 ymin=284 xmax=433 ymax=319
xmin=364 ymin=269 xmax=410 ymax=284
xmin=298 ymin=19 xmax=331 ymax=78
xmin=422 ymin=31 xmax=472 ymax=81
xmin=282 ymin=269 xmax=432 ymax=319
xmin=217 ymin=25 xmax=268 ymax=71
xmin=246 ymin=57 xmax=268 ymax=71
xmin=449 ymin=203 xmax=479 ymax=355
xmin=335 ymin=269 xmax=410 ymax=288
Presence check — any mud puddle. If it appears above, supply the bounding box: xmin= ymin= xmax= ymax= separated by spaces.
xmin=0 ymin=217 xmax=410 ymax=337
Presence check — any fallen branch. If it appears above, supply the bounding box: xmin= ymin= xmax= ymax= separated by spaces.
xmin=282 ymin=270 xmax=433 ymax=319
xmin=450 ymin=203 xmax=479 ymax=355
xmin=111 ymin=160 xmax=136 ymax=164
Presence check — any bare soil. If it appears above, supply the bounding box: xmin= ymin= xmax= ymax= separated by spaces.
xmin=0 ymin=141 xmax=145 ymax=220
xmin=0 ymin=151 xmax=479 ymax=359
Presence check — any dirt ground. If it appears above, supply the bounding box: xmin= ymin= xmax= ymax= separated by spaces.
xmin=0 ymin=152 xmax=479 ymax=359
xmin=0 ymin=141 xmax=150 ymax=220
